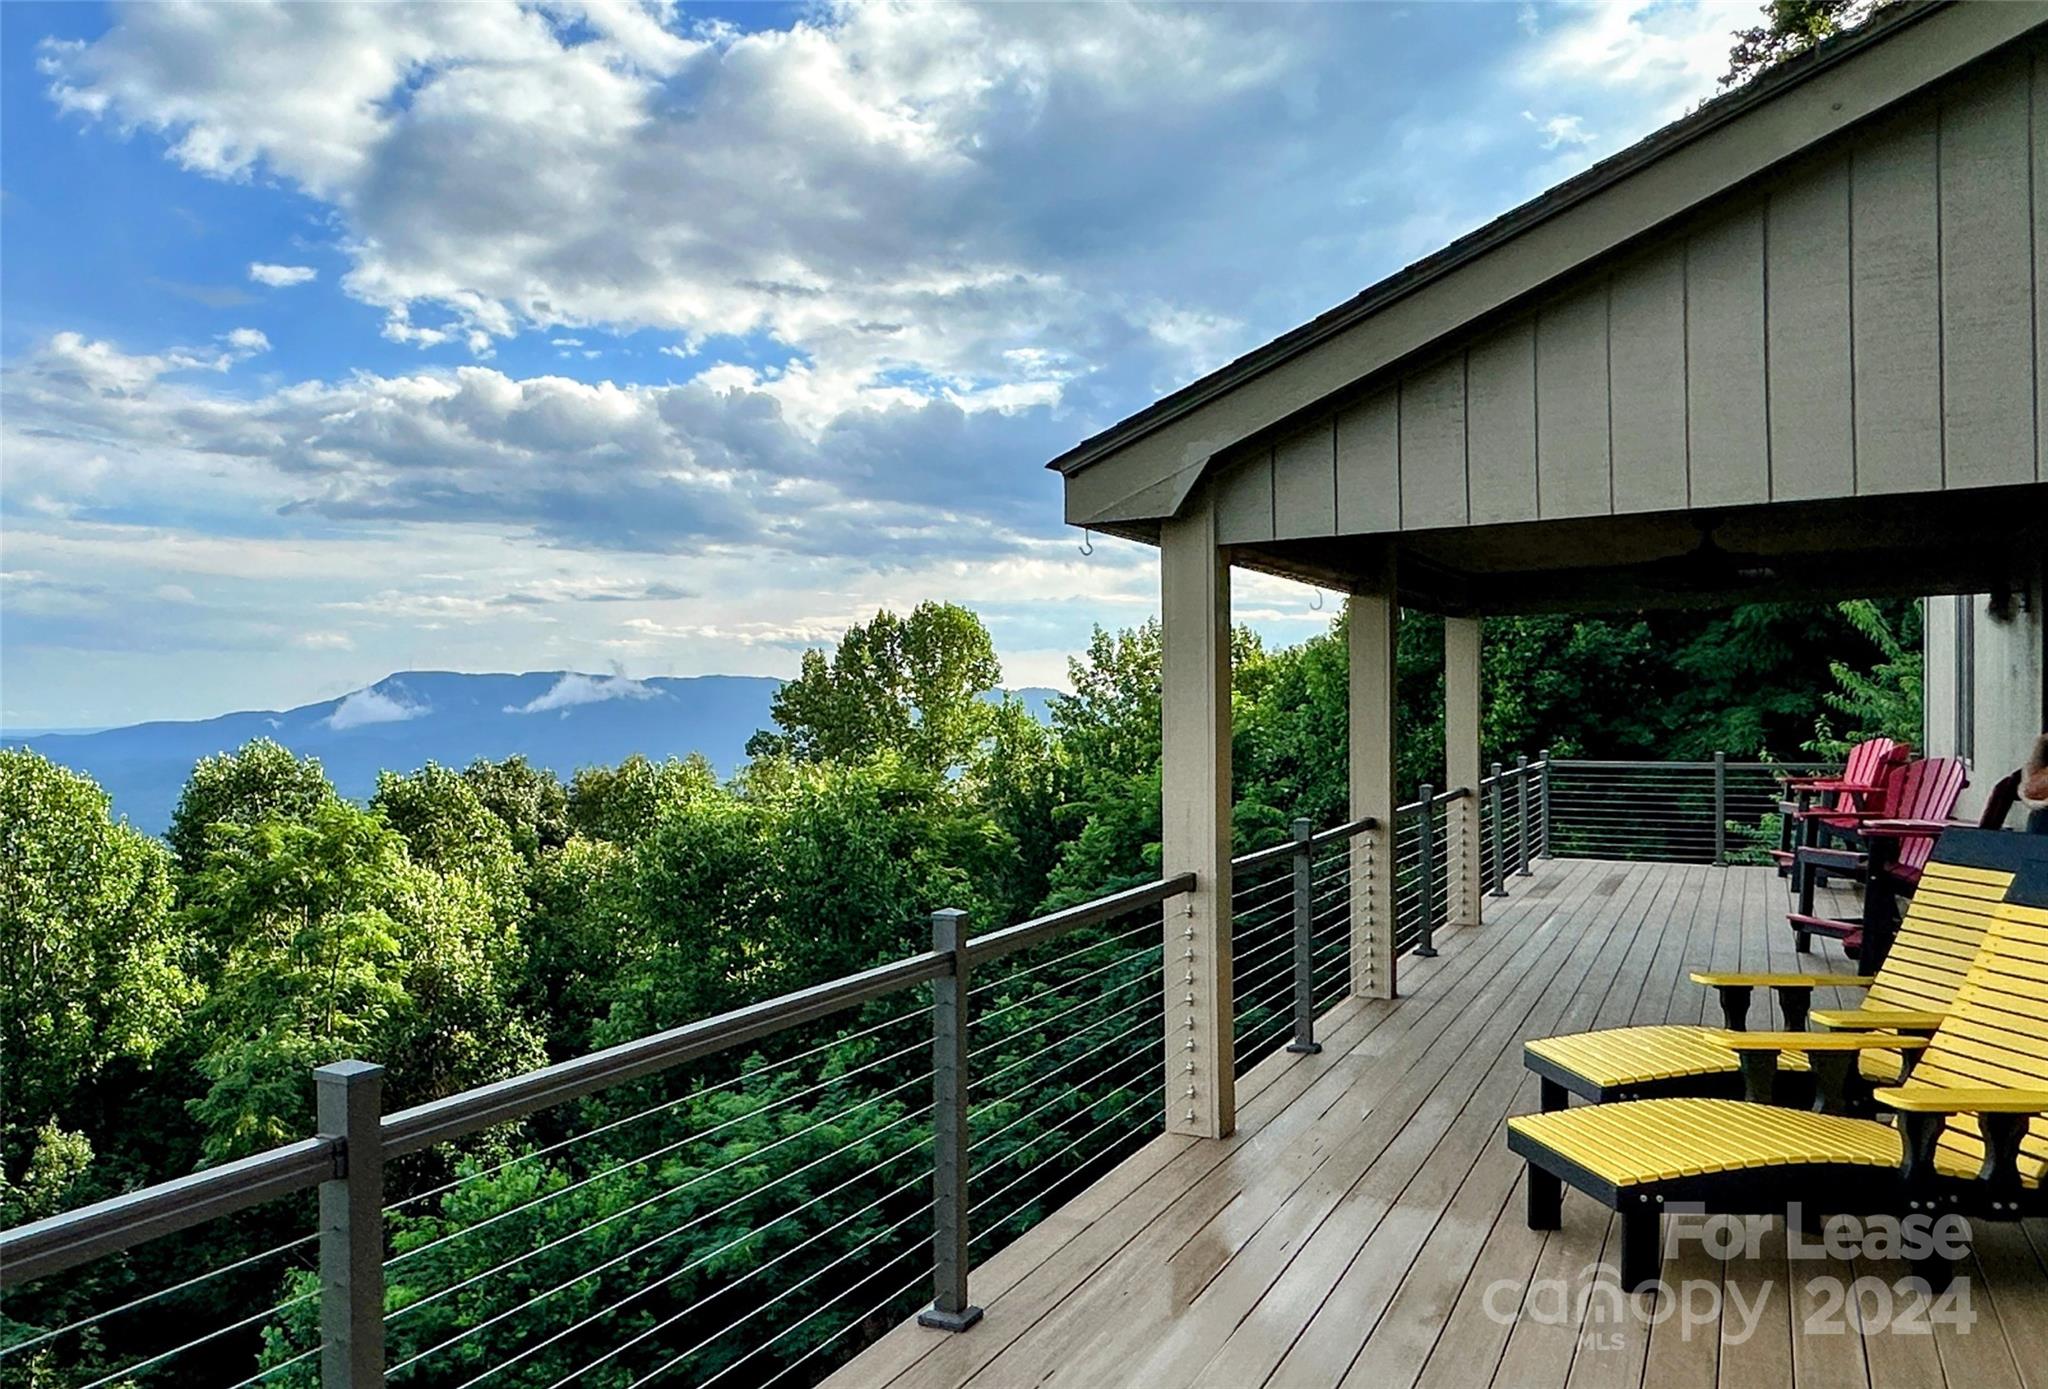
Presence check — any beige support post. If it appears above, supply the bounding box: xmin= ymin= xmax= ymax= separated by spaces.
xmin=1160 ymin=500 xmax=1234 ymax=1139
xmin=1348 ymin=552 xmax=1398 ymax=1001
xmin=1444 ymin=615 xmax=1484 ymax=927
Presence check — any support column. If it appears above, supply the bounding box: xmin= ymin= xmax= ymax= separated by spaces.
xmin=1444 ymin=615 xmax=1483 ymax=926
xmin=1160 ymin=502 xmax=1234 ymax=1139
xmin=1349 ymin=551 xmax=1399 ymax=1001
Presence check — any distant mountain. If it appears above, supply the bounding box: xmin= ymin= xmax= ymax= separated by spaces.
xmin=6 ymin=671 xmax=1063 ymax=835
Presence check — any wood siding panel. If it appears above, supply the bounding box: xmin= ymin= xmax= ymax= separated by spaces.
xmin=1608 ymin=252 xmax=1690 ymax=513
xmin=1273 ymin=422 xmax=1337 ymax=539
xmin=1214 ymin=447 xmax=1274 ymax=544
xmin=1535 ymin=286 xmax=1612 ymax=518
xmin=1766 ymin=159 xmax=1855 ymax=500
xmin=1852 ymin=109 xmax=1944 ymax=495
xmin=1465 ymin=323 xmax=1538 ymax=525
xmin=1398 ymin=358 xmax=1468 ymax=529
xmin=1686 ymin=208 xmax=1770 ymax=507
xmin=1941 ymin=60 xmax=2037 ymax=490
xmin=1335 ymin=392 xmax=1400 ymax=535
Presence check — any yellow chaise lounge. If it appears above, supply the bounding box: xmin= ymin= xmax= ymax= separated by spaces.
xmin=1522 ymin=829 xmax=2026 ymax=1113
xmin=1506 ymin=868 xmax=2048 ymax=1294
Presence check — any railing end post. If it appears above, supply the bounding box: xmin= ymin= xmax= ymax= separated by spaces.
xmin=1286 ymin=817 xmax=1321 ymax=1053
xmin=1538 ymin=749 xmax=1554 ymax=858
xmin=923 ymin=907 xmax=981 ymax=1333
xmin=1414 ymin=785 xmax=1439 ymax=958
xmin=315 ymin=1059 xmax=385 ymax=1389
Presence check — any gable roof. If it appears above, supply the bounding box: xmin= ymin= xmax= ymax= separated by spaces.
xmin=1049 ymin=1 xmax=2048 ymax=527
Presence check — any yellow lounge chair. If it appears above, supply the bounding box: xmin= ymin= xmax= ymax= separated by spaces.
xmin=1507 ymin=871 xmax=2048 ymax=1293
xmin=1522 ymin=829 xmax=2024 ymax=1113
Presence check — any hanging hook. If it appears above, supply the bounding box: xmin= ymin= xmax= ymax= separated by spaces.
xmin=1309 ymin=587 xmax=1324 ymax=611
xmin=1078 ymin=527 xmax=1094 ymax=557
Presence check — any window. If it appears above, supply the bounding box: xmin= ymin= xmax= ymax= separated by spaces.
xmin=1955 ymin=594 xmax=1976 ymax=766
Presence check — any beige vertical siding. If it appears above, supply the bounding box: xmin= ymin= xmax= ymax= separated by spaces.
xmin=1223 ymin=52 xmax=2044 ymax=537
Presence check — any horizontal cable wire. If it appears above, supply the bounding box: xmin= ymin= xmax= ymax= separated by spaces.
xmin=970 ymin=938 xmax=1164 ymax=1032
xmin=561 ymin=1175 xmax=936 ymax=1389
xmin=388 ymin=1034 xmax=937 ymax=1276
xmin=385 ymin=1080 xmax=934 ymax=1338
xmin=730 ymin=1261 xmax=937 ymax=1389
xmin=389 ymin=1027 xmax=936 ymax=1271
xmin=221 ymin=1345 xmax=320 ymax=1389
xmin=968 ymin=970 xmax=1163 ymax=1087
xmin=970 ymin=1030 xmax=1162 ymax=1166
xmin=967 ymin=914 xmax=1161 ymax=1001
xmin=75 ymin=1284 xmax=316 ymax=1389
xmin=0 ymin=1228 xmax=318 ymax=1359
xmin=508 ymin=1160 xmax=935 ymax=1389
xmin=968 ymin=1078 xmax=1163 ymax=1231
xmin=390 ymin=1098 xmax=936 ymax=1378
xmin=386 ymin=1002 xmax=932 ymax=1217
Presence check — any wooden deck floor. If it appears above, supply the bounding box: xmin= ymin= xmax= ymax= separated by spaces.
xmin=825 ymin=858 xmax=2048 ymax=1389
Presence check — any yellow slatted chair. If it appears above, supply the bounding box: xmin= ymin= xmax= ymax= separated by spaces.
xmin=1522 ymin=829 xmax=2021 ymax=1112
xmin=1506 ymin=856 xmax=2048 ymax=1294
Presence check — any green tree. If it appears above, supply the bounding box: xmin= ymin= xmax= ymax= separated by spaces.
xmin=165 ymin=738 xmax=335 ymax=874
xmin=372 ymin=762 xmax=528 ymax=925
xmin=181 ymin=800 xmax=541 ymax=1159
xmin=1806 ymin=598 xmax=1924 ymax=757
xmin=1723 ymin=1 xmax=1876 ymax=89
xmin=462 ymin=754 xmax=569 ymax=861
xmin=0 ymin=751 xmax=192 ymax=1195
xmin=746 ymin=603 xmax=1003 ymax=777
xmin=567 ymin=752 xmax=719 ymax=845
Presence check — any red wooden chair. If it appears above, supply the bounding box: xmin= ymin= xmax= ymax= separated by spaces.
xmin=1768 ymin=737 xmax=1909 ymax=873
xmin=1785 ymin=755 xmax=1970 ymax=965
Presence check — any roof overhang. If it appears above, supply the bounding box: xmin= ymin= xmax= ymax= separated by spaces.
xmin=1051 ymin=0 xmax=2048 ymax=532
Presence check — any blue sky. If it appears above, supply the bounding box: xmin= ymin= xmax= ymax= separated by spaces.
xmin=0 ymin=0 xmax=1742 ymax=728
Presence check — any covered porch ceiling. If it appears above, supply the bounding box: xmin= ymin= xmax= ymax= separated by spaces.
xmin=1228 ymin=485 xmax=2048 ymax=616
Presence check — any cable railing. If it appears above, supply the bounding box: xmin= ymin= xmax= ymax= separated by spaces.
xmin=1229 ymin=817 xmax=1371 ymax=1075
xmin=1545 ymin=756 xmax=1835 ymax=865
xmin=0 ymin=871 xmax=1201 ymax=1389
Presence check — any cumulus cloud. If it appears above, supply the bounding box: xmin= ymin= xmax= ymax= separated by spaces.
xmin=506 ymin=671 xmax=660 ymax=714
xmin=249 ymin=262 xmax=317 ymax=286
xmin=1 ymin=330 xmax=1064 ymax=559
xmin=326 ymin=682 xmax=429 ymax=729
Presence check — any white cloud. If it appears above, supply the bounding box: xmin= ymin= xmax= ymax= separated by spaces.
xmin=506 ymin=671 xmax=660 ymax=714
xmin=295 ymin=630 xmax=355 ymax=650
xmin=224 ymin=326 xmax=270 ymax=354
xmin=326 ymin=683 xmax=428 ymax=729
xmin=249 ymin=262 xmax=317 ymax=286
xmin=1523 ymin=111 xmax=1596 ymax=150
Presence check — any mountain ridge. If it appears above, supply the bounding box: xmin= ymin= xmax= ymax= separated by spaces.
xmin=7 ymin=670 xmax=1061 ymax=834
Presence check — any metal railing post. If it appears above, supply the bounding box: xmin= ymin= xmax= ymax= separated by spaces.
xmin=1286 ymin=818 xmax=1321 ymax=1054
xmin=315 ymin=1060 xmax=384 ymax=1389
xmin=1489 ymin=764 xmax=1509 ymax=898
xmin=1415 ymin=786 xmax=1438 ymax=958
xmin=1515 ymin=753 xmax=1533 ymax=876
xmin=1538 ymin=748 xmax=1553 ymax=858
xmin=920 ymin=908 xmax=982 ymax=1332
xmin=1713 ymin=752 xmax=1728 ymax=867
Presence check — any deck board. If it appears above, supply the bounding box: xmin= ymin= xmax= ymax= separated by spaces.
xmin=823 ymin=860 xmax=2042 ymax=1389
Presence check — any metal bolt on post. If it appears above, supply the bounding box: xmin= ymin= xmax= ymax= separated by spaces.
xmin=1286 ymin=818 xmax=1322 ymax=1054
xmin=1515 ymin=753 xmax=1533 ymax=876
xmin=316 ymin=1060 xmax=385 ymax=1389
xmin=1415 ymin=786 xmax=1439 ymax=958
xmin=919 ymin=908 xmax=983 ymax=1332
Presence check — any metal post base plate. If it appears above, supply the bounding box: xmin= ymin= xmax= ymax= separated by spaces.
xmin=1286 ymin=1041 xmax=1324 ymax=1054
xmin=919 ymin=1305 xmax=985 ymax=1332
xmin=1413 ymin=945 xmax=1439 ymax=958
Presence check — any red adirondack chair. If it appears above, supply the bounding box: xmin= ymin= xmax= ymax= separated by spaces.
xmin=1767 ymin=736 xmax=1910 ymax=873
xmin=1785 ymin=755 xmax=1969 ymax=965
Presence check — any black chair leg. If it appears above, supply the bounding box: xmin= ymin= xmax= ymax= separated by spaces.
xmin=1794 ymin=928 xmax=1812 ymax=955
xmin=1620 ymin=1207 xmax=1662 ymax=1292
xmin=1540 ymin=1078 xmax=1568 ymax=1113
xmin=1527 ymin=1165 xmax=1562 ymax=1230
